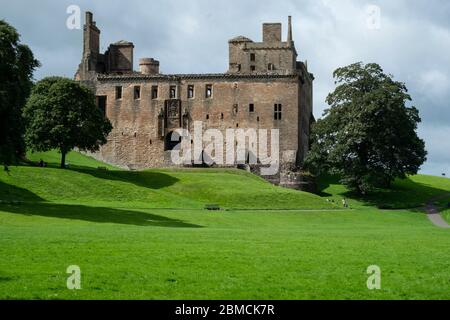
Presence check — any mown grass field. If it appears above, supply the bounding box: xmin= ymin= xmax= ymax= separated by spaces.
xmin=1 ymin=150 xmax=450 ymax=299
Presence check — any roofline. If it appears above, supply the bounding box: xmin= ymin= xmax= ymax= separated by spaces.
xmin=97 ymin=73 xmax=300 ymax=82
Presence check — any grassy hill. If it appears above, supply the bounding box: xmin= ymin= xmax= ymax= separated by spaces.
xmin=318 ymin=174 xmax=450 ymax=210
xmin=0 ymin=150 xmax=335 ymax=210
xmin=1 ymin=150 xmax=450 ymax=299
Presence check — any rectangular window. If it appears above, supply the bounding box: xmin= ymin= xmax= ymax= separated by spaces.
xmin=237 ymin=64 xmax=241 ymax=72
xmin=151 ymin=86 xmax=158 ymax=99
xmin=249 ymin=103 xmax=254 ymax=113
xmin=250 ymin=65 xmax=256 ymax=72
xmin=274 ymin=104 xmax=282 ymax=120
xmin=170 ymin=85 xmax=176 ymax=99
xmin=115 ymin=86 xmax=122 ymax=100
xmin=134 ymin=86 xmax=141 ymax=100
xmin=97 ymin=96 xmax=107 ymax=116
xmin=250 ymin=53 xmax=255 ymax=61
xmin=205 ymin=84 xmax=212 ymax=98
xmin=187 ymin=85 xmax=194 ymax=99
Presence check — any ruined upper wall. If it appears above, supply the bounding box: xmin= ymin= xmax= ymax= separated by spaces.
xmin=76 ymin=12 xmax=135 ymax=82
xmin=105 ymin=41 xmax=134 ymax=73
xmin=76 ymin=12 xmax=307 ymax=83
xmin=83 ymin=12 xmax=100 ymax=56
xmin=262 ymin=23 xmax=282 ymax=43
xmin=228 ymin=17 xmax=298 ymax=75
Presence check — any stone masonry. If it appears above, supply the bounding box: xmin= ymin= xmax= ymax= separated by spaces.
xmin=75 ymin=12 xmax=314 ymax=187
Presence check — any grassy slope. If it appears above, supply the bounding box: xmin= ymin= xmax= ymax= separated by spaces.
xmin=318 ymin=174 xmax=450 ymax=209
xmin=1 ymin=150 xmax=450 ymax=299
xmin=0 ymin=150 xmax=334 ymax=210
xmin=442 ymin=208 xmax=450 ymax=224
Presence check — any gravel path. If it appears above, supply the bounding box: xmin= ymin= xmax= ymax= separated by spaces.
xmin=425 ymin=200 xmax=450 ymax=229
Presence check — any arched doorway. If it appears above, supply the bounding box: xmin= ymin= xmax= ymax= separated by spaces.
xmin=164 ymin=131 xmax=181 ymax=151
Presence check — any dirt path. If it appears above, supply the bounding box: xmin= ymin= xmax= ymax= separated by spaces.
xmin=425 ymin=197 xmax=450 ymax=229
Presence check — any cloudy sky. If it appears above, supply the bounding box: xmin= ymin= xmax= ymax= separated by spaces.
xmin=2 ymin=0 xmax=449 ymax=175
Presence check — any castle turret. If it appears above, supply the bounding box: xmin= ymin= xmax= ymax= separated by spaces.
xmin=139 ymin=58 xmax=160 ymax=75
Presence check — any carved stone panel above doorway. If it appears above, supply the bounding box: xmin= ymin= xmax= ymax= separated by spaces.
xmin=164 ymin=99 xmax=181 ymax=129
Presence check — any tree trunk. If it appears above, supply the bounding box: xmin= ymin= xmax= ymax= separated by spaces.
xmin=385 ymin=179 xmax=392 ymax=189
xmin=60 ymin=150 xmax=66 ymax=168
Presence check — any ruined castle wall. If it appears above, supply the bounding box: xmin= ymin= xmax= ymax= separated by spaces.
xmin=93 ymin=77 xmax=300 ymax=170
xmin=297 ymin=68 xmax=313 ymax=165
xmin=106 ymin=45 xmax=134 ymax=73
xmin=229 ymin=44 xmax=296 ymax=74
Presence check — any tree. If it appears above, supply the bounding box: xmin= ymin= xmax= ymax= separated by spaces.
xmin=23 ymin=77 xmax=112 ymax=168
xmin=0 ymin=20 xmax=40 ymax=166
xmin=305 ymin=62 xmax=427 ymax=194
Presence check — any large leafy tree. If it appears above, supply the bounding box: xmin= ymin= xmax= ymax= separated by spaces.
xmin=0 ymin=20 xmax=40 ymax=166
xmin=305 ymin=62 xmax=427 ymax=194
xmin=23 ymin=77 xmax=112 ymax=168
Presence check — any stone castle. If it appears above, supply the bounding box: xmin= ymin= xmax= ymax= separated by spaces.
xmin=75 ymin=12 xmax=314 ymax=188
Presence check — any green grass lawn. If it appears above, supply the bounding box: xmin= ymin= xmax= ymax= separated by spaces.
xmin=1 ymin=150 xmax=450 ymax=299
xmin=318 ymin=174 xmax=450 ymax=209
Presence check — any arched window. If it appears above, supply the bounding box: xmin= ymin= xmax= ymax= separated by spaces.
xmin=268 ymin=63 xmax=275 ymax=71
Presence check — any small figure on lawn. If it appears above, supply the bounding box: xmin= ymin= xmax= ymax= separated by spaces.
xmin=342 ymin=198 xmax=349 ymax=208
xmin=3 ymin=165 xmax=10 ymax=175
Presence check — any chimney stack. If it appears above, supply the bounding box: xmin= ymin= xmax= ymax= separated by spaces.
xmin=139 ymin=58 xmax=160 ymax=75
xmin=86 ymin=11 xmax=93 ymax=25
xmin=287 ymin=16 xmax=293 ymax=45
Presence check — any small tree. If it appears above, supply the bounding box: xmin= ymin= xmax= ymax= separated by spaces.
xmin=0 ymin=20 xmax=40 ymax=166
xmin=305 ymin=62 xmax=427 ymax=194
xmin=23 ymin=77 xmax=112 ymax=168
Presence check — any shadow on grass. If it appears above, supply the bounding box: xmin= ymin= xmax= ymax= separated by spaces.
xmin=69 ymin=168 xmax=180 ymax=190
xmin=0 ymin=276 xmax=14 ymax=282
xmin=317 ymin=174 xmax=450 ymax=209
xmin=18 ymin=159 xmax=180 ymax=190
xmin=316 ymin=175 xmax=334 ymax=197
xmin=0 ymin=202 xmax=202 ymax=228
xmin=0 ymin=181 xmax=45 ymax=202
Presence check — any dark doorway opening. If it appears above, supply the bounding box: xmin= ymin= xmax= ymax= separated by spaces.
xmin=164 ymin=131 xmax=181 ymax=151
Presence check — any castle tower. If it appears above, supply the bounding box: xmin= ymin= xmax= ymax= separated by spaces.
xmin=228 ymin=17 xmax=298 ymax=74
xmin=139 ymin=58 xmax=160 ymax=75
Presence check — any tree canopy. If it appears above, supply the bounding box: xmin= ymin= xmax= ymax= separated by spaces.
xmin=0 ymin=20 xmax=40 ymax=165
xmin=23 ymin=77 xmax=112 ymax=168
xmin=305 ymin=62 xmax=427 ymax=194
